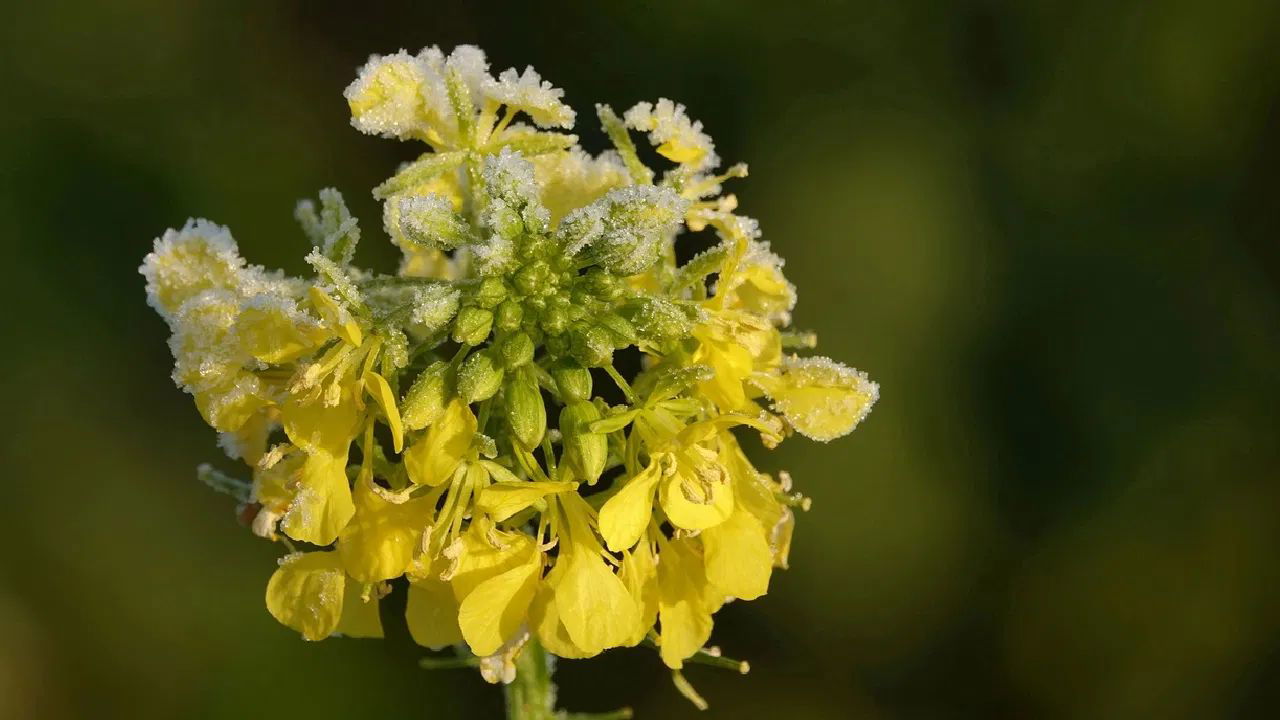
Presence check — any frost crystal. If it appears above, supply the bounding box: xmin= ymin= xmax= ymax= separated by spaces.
xmin=484 ymin=66 xmax=575 ymax=129
xmin=624 ymin=98 xmax=719 ymax=171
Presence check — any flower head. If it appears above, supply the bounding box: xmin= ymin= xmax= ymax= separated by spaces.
xmin=143 ymin=44 xmax=878 ymax=710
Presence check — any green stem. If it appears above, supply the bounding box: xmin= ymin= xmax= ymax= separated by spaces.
xmin=505 ymin=637 xmax=556 ymax=720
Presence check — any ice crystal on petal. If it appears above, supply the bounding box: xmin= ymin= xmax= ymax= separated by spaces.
xmin=484 ymin=66 xmax=575 ymax=129
xmin=624 ymin=98 xmax=719 ymax=171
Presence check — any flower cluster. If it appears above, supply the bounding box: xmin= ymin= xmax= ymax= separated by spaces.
xmin=142 ymin=45 xmax=877 ymax=696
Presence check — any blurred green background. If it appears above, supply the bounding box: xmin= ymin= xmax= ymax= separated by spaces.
xmin=3 ymin=1 xmax=1279 ymax=717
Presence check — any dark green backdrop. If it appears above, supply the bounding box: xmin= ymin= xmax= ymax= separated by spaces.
xmin=3 ymin=1 xmax=1279 ymax=717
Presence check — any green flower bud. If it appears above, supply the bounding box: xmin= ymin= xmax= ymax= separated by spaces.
xmin=570 ymin=324 xmax=614 ymax=367
xmin=560 ymin=401 xmax=607 ymax=485
xmin=458 ymin=350 xmax=504 ymax=403
xmin=545 ymin=333 xmax=570 ymax=357
xmin=452 ymin=306 xmax=494 ymax=345
xmin=514 ymin=261 xmax=549 ymax=295
xmin=401 ymin=361 xmax=450 ymax=430
xmin=595 ymin=313 xmax=636 ymax=347
xmin=499 ymin=331 xmax=535 ymax=369
xmin=474 ymin=277 xmax=508 ymax=309
xmin=552 ymin=361 xmax=592 ymax=401
xmin=543 ymin=306 xmax=569 ymax=334
xmin=495 ymin=299 xmax=524 ymax=330
xmin=623 ymin=296 xmax=695 ymax=344
xmin=504 ymin=369 xmax=546 ymax=450
xmin=488 ymin=203 xmax=524 ymax=241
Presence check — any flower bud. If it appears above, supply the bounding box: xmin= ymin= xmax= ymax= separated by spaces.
xmin=570 ymin=324 xmax=614 ymax=367
xmin=452 ymin=306 xmax=494 ymax=345
xmin=474 ymin=277 xmax=508 ymax=309
xmin=458 ymin=350 xmax=505 ymax=403
xmin=552 ymin=362 xmax=592 ymax=402
xmin=504 ymin=369 xmax=546 ymax=450
xmin=560 ymin=401 xmax=607 ymax=485
xmin=401 ymin=361 xmax=450 ymax=430
xmin=595 ymin=313 xmax=636 ymax=347
xmin=499 ymin=332 xmax=535 ymax=369
xmin=495 ymin=299 xmax=523 ymax=330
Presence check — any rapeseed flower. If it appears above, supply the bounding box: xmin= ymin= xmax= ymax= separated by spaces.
xmin=144 ymin=44 xmax=878 ymax=713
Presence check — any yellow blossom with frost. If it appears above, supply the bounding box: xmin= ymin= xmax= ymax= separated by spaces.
xmin=143 ymin=43 xmax=878 ymax=715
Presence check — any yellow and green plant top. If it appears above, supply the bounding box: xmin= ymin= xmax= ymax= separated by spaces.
xmin=141 ymin=44 xmax=877 ymax=712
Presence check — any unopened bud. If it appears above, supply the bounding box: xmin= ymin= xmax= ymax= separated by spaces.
xmin=495 ymin=299 xmax=523 ymax=330
xmin=552 ymin=361 xmax=592 ymax=402
xmin=458 ymin=350 xmax=504 ymax=403
xmin=499 ymin=332 xmax=535 ymax=369
xmin=452 ymin=306 xmax=494 ymax=346
xmin=570 ymin=324 xmax=614 ymax=367
xmin=560 ymin=401 xmax=607 ymax=485
xmin=401 ymin=360 xmax=450 ymax=430
xmin=504 ymin=369 xmax=546 ymax=450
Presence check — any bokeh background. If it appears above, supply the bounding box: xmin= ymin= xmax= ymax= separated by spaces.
xmin=3 ymin=1 xmax=1279 ymax=717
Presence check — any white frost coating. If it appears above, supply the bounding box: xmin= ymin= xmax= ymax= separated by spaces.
xmin=482 ymin=147 xmax=540 ymax=205
xmin=483 ymin=66 xmax=576 ymax=129
xmin=714 ymin=239 xmax=797 ymax=326
xmin=532 ymin=148 xmax=628 ymax=222
xmin=409 ymin=284 xmax=461 ymax=330
xmin=444 ymin=44 xmax=492 ymax=100
xmin=557 ymin=185 xmax=689 ymax=274
xmin=624 ymin=98 xmax=719 ymax=171
xmin=140 ymin=219 xmax=247 ymax=320
xmin=344 ymin=50 xmax=434 ymax=140
xmin=481 ymin=147 xmax=550 ymax=235
xmin=394 ymin=193 xmax=469 ymax=249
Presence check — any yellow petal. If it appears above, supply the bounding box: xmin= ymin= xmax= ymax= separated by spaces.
xmin=280 ymin=450 xmax=355 ymax=546
xmin=252 ymin=449 xmax=305 ymax=513
xmin=406 ymin=575 xmax=463 ymax=649
xmin=336 ymin=582 xmax=383 ymax=639
xmin=529 ymin=564 xmax=593 ymax=660
xmin=619 ymin=541 xmax=659 ymax=647
xmin=554 ymin=552 xmax=638 ymax=655
xmin=338 ymin=479 xmax=431 ymax=583
xmin=721 ymin=436 xmax=783 ymax=532
xmin=236 ymin=300 xmax=329 ymax=364
xmin=265 ymin=551 xmax=345 ymax=641
xmin=309 ymin=286 xmax=363 ymax=346
xmin=702 ymin=508 xmax=772 ymax=601
xmin=758 ymin=356 xmax=879 ymax=442
xmin=457 ymin=552 xmax=542 ymax=656
xmin=476 ymin=481 xmax=576 ymax=522
xmin=692 ymin=335 xmax=750 ymax=410
xmin=194 ymin=374 xmax=270 ymax=433
xmin=363 ymin=371 xmax=404 ymax=453
xmin=598 ymin=462 xmax=662 ymax=552
xmin=656 ymin=537 xmax=715 ymax=669
xmin=281 ymin=389 xmax=361 ymax=456
xmin=404 ymin=398 xmax=476 ymax=486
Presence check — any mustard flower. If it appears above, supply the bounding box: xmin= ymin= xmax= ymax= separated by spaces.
xmin=146 ymin=44 xmax=878 ymax=716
